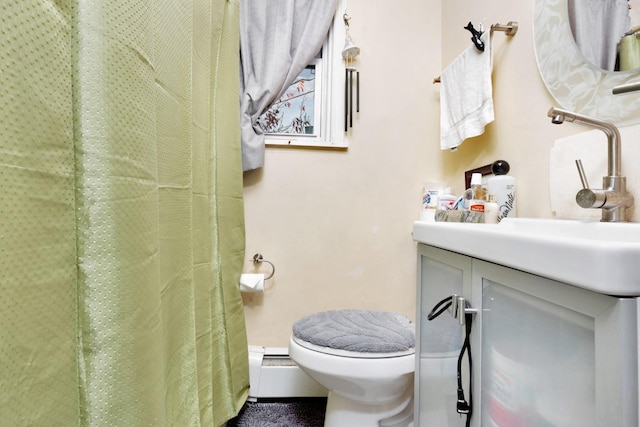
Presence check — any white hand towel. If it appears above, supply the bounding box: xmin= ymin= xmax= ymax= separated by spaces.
xmin=440 ymin=32 xmax=494 ymax=150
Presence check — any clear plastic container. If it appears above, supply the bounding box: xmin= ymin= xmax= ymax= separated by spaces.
xmin=463 ymin=173 xmax=486 ymax=211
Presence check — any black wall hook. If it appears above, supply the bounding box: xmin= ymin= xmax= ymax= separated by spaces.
xmin=464 ymin=22 xmax=485 ymax=51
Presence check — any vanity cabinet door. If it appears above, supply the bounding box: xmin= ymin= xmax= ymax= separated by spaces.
xmin=472 ymin=260 xmax=638 ymax=427
xmin=415 ymin=245 xmax=472 ymax=427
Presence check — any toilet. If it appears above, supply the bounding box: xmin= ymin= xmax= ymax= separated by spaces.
xmin=289 ymin=309 xmax=415 ymax=427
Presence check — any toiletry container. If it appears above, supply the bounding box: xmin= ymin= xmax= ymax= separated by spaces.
xmin=487 ymin=160 xmax=516 ymax=221
xmin=463 ymin=173 xmax=485 ymax=211
xmin=438 ymin=187 xmax=457 ymax=210
xmin=484 ymin=194 xmax=499 ymax=223
xmin=420 ymin=181 xmax=444 ymax=221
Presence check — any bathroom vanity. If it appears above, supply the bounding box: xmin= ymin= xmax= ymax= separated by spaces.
xmin=413 ymin=219 xmax=640 ymax=427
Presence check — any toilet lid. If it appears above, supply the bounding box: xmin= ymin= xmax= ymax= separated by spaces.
xmin=292 ymin=309 xmax=415 ymax=355
xmin=292 ymin=336 xmax=415 ymax=358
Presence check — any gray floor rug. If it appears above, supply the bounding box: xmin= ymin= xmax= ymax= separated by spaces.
xmin=227 ymin=398 xmax=327 ymax=427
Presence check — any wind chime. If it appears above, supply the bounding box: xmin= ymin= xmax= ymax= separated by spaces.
xmin=342 ymin=13 xmax=360 ymax=132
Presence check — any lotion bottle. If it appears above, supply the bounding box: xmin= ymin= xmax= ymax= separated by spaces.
xmin=487 ymin=160 xmax=516 ymax=221
xmin=484 ymin=194 xmax=499 ymax=223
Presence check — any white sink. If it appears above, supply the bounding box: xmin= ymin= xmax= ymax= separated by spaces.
xmin=413 ymin=218 xmax=640 ymax=296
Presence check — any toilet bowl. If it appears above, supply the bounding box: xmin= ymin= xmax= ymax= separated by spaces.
xmin=289 ymin=310 xmax=415 ymax=427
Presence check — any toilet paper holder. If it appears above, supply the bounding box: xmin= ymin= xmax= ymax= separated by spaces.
xmin=252 ymin=253 xmax=275 ymax=280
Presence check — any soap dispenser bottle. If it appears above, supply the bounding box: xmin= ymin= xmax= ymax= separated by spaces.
xmin=487 ymin=160 xmax=516 ymax=221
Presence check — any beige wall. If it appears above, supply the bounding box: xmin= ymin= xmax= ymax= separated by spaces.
xmin=241 ymin=0 xmax=640 ymax=348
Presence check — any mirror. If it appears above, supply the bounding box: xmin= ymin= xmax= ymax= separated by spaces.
xmin=534 ymin=0 xmax=640 ymax=125
xmin=568 ymin=0 xmax=630 ymax=71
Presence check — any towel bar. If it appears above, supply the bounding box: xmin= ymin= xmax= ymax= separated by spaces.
xmin=433 ymin=21 xmax=518 ymax=84
xmin=490 ymin=21 xmax=518 ymax=36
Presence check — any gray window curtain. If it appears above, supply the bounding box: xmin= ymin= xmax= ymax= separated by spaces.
xmin=240 ymin=0 xmax=339 ymax=171
xmin=568 ymin=0 xmax=630 ymax=71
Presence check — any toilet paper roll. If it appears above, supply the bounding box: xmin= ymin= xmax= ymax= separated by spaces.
xmin=239 ymin=273 xmax=265 ymax=293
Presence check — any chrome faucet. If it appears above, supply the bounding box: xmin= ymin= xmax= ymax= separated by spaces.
xmin=547 ymin=107 xmax=634 ymax=222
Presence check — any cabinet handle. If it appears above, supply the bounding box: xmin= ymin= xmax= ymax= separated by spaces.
xmin=428 ymin=294 xmax=477 ymax=325
xmin=453 ymin=295 xmax=478 ymax=325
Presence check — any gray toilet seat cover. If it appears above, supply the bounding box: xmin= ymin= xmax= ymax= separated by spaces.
xmin=292 ymin=309 xmax=415 ymax=353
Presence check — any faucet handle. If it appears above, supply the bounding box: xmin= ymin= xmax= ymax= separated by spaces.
xmin=575 ymin=159 xmax=589 ymax=189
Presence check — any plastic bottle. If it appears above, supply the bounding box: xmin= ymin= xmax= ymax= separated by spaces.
xmin=487 ymin=160 xmax=516 ymax=222
xmin=484 ymin=194 xmax=499 ymax=223
xmin=438 ymin=187 xmax=458 ymax=210
xmin=463 ymin=173 xmax=486 ymax=212
xmin=420 ymin=181 xmax=445 ymax=221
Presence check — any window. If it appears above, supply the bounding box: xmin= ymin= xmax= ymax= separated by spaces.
xmin=263 ymin=3 xmax=347 ymax=148
xmin=259 ymin=58 xmax=321 ymax=137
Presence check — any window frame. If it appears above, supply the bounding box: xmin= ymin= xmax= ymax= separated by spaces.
xmin=265 ymin=1 xmax=347 ymax=148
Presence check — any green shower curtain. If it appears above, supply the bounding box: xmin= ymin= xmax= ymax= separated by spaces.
xmin=0 ymin=0 xmax=249 ymax=425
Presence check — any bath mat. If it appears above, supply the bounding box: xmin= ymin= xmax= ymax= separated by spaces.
xmin=228 ymin=398 xmax=326 ymax=427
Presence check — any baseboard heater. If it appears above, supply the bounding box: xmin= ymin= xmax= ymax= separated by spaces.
xmin=248 ymin=345 xmax=328 ymax=402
